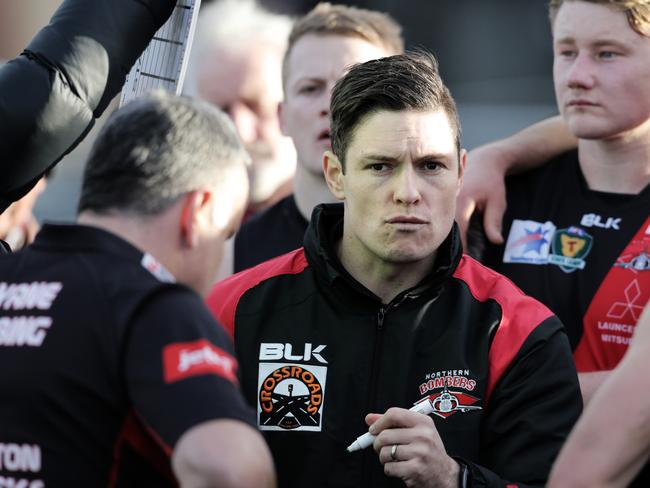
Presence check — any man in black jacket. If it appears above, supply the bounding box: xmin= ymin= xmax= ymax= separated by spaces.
xmin=208 ymin=51 xmax=582 ymax=488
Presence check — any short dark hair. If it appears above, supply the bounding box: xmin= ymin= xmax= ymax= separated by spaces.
xmin=330 ymin=50 xmax=461 ymax=169
xmin=78 ymin=91 xmax=249 ymax=215
xmin=283 ymin=2 xmax=404 ymax=86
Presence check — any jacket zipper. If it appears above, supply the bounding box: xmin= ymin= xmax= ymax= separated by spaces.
xmin=368 ymin=307 xmax=386 ymax=406
xmin=361 ymin=292 xmax=422 ymax=485
xmin=361 ymin=306 xmax=387 ymax=486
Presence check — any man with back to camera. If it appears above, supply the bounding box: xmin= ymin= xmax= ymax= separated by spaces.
xmin=221 ymin=2 xmax=404 ymax=274
xmin=0 ymin=92 xmax=275 ymax=487
xmin=208 ymin=51 xmax=581 ymax=488
xmin=471 ymin=0 xmax=650 ymax=408
xmin=184 ymin=0 xmax=296 ymax=217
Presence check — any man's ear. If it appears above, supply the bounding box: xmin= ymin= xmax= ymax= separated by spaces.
xmin=457 ymin=148 xmax=468 ymax=194
xmin=323 ymin=150 xmax=345 ymax=200
xmin=180 ymin=190 xmax=213 ymax=248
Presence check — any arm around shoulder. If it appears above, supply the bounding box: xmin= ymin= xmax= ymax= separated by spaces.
xmin=457 ymin=115 xmax=576 ymax=247
xmin=172 ymin=418 xmax=276 ymax=488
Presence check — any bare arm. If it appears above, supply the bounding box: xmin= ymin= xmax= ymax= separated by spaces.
xmin=173 ymin=419 xmax=276 ymax=488
xmin=457 ymin=115 xmax=577 ymax=247
xmin=577 ymin=370 xmax=610 ymax=406
xmin=549 ymin=305 xmax=650 ymax=488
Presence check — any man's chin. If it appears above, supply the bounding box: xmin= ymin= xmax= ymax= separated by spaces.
xmin=382 ymin=249 xmax=435 ymax=265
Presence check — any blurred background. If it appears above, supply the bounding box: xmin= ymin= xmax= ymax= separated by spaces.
xmin=1 ymin=0 xmax=558 ymax=223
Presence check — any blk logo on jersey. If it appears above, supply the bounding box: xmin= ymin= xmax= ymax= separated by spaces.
xmin=503 ymin=220 xmax=555 ymax=265
xmin=580 ymin=213 xmax=621 ymax=230
xmin=549 ymin=227 xmax=593 ymax=273
xmin=418 ymin=370 xmax=482 ymax=419
xmin=257 ymin=343 xmax=328 ymax=432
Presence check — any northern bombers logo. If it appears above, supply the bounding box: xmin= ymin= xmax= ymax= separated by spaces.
xmin=257 ymin=343 xmax=328 ymax=432
xmin=418 ymin=370 xmax=482 ymax=419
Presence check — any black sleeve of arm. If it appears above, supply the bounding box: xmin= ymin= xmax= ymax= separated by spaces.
xmin=124 ymin=287 xmax=256 ymax=450
xmin=467 ymin=317 xmax=582 ymax=487
xmin=0 ymin=0 xmax=176 ymax=210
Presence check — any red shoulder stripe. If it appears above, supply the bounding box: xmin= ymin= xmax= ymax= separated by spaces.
xmin=453 ymin=255 xmax=553 ymax=405
xmin=206 ymin=248 xmax=309 ymax=338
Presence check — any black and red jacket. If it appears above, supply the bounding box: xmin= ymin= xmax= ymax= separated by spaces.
xmin=208 ymin=203 xmax=582 ymax=488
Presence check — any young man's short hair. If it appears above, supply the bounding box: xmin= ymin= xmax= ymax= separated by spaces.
xmin=78 ymin=91 xmax=249 ymax=216
xmin=548 ymin=0 xmax=650 ymax=36
xmin=282 ymin=2 xmax=404 ymax=84
xmin=329 ymin=50 xmax=461 ymax=170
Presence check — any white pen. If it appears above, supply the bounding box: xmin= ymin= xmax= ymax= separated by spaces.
xmin=346 ymin=395 xmax=436 ymax=452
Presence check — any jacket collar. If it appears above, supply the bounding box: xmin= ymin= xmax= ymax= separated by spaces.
xmin=304 ymin=203 xmax=462 ymax=303
xmin=32 ymin=223 xmax=144 ymax=260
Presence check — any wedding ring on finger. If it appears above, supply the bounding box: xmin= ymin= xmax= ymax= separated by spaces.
xmin=390 ymin=444 xmax=398 ymax=461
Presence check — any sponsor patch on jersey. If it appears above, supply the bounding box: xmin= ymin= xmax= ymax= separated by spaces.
xmin=614 ymin=250 xmax=650 ymax=272
xmin=418 ymin=370 xmax=482 ymax=419
xmin=257 ymin=343 xmax=328 ymax=432
xmin=549 ymin=226 xmax=593 ymax=273
xmin=163 ymin=339 xmax=238 ymax=384
xmin=503 ymin=220 xmax=555 ymax=265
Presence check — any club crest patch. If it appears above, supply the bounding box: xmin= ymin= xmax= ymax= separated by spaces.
xmin=418 ymin=370 xmax=482 ymax=419
xmin=549 ymin=226 xmax=593 ymax=273
xmin=257 ymin=343 xmax=328 ymax=432
xmin=503 ymin=220 xmax=556 ymax=265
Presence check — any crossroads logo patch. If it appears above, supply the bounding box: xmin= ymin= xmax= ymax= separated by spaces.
xmin=257 ymin=343 xmax=328 ymax=432
xmin=549 ymin=226 xmax=593 ymax=273
xmin=418 ymin=370 xmax=482 ymax=419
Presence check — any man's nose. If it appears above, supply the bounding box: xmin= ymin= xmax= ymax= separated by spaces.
xmin=393 ymin=166 xmax=421 ymax=205
xmin=566 ymin=53 xmax=596 ymax=90
xmin=318 ymin=92 xmax=329 ymax=118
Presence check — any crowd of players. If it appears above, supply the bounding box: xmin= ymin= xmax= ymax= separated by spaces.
xmin=0 ymin=0 xmax=649 ymax=487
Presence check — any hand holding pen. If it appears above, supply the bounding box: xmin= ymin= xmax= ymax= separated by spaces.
xmin=347 ymin=396 xmax=462 ymax=487
xmin=347 ymin=395 xmax=437 ymax=452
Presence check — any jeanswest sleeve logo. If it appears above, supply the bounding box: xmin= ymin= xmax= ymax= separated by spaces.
xmin=0 ymin=282 xmax=62 ymax=347
xmin=257 ymin=343 xmax=328 ymax=432
xmin=163 ymin=339 xmax=239 ymax=385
